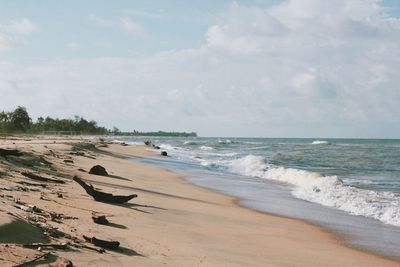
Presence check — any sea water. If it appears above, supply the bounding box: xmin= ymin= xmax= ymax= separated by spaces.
xmin=113 ymin=137 xmax=400 ymax=259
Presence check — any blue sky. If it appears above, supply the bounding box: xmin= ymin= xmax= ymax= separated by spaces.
xmin=1 ymin=0 xmax=283 ymax=61
xmin=1 ymin=0 xmax=400 ymax=137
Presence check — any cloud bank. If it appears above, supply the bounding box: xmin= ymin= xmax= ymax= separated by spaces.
xmin=1 ymin=0 xmax=400 ymax=137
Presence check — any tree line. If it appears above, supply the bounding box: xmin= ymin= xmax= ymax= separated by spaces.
xmin=0 ymin=106 xmax=108 ymax=134
xmin=0 ymin=107 xmax=197 ymax=137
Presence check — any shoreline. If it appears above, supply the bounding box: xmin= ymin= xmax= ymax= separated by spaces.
xmin=0 ymin=136 xmax=399 ymax=266
xmin=138 ymin=156 xmax=398 ymax=262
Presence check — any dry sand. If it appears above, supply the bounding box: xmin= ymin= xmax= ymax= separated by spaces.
xmin=0 ymin=135 xmax=399 ymax=266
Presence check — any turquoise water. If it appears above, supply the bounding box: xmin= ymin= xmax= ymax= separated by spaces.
xmin=114 ymin=137 xmax=400 ymax=258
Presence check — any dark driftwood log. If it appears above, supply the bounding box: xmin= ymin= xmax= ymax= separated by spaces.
xmin=73 ymin=176 xmax=137 ymax=204
xmin=0 ymin=148 xmax=22 ymax=157
xmin=21 ymin=172 xmax=65 ymax=184
xmin=83 ymin=235 xmax=120 ymax=250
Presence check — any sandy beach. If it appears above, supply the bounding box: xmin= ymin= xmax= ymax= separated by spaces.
xmin=0 ymin=136 xmax=398 ymax=266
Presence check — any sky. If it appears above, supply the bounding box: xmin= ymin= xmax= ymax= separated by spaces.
xmin=1 ymin=0 xmax=400 ymax=138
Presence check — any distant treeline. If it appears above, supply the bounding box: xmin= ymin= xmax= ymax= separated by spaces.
xmin=0 ymin=106 xmax=197 ymax=137
xmin=0 ymin=106 xmax=108 ymax=134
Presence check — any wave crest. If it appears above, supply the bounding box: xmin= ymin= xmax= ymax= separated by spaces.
xmin=229 ymin=155 xmax=400 ymax=226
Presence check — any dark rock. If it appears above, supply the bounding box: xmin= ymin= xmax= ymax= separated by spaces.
xmin=161 ymin=151 xmax=168 ymax=156
xmin=89 ymin=165 xmax=108 ymax=176
xmin=152 ymin=145 xmax=160 ymax=149
xmin=64 ymin=159 xmax=74 ymax=164
xmin=92 ymin=215 xmax=109 ymax=225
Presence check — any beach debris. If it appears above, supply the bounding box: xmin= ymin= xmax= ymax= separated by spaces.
xmin=0 ymin=148 xmax=23 ymax=157
xmin=98 ymin=143 xmax=108 ymax=148
xmin=14 ymin=202 xmax=43 ymax=213
xmin=73 ymin=176 xmax=137 ymax=203
xmin=83 ymin=235 xmax=120 ymax=250
xmin=89 ymin=165 xmax=108 ymax=176
xmin=144 ymin=140 xmax=152 ymax=146
xmin=69 ymin=151 xmax=85 ymax=156
xmin=54 ymin=258 xmax=74 ymax=267
xmin=12 ymin=252 xmax=51 ymax=267
xmin=120 ymin=142 xmax=128 ymax=146
xmin=22 ymin=243 xmax=69 ymax=250
xmin=2 ymin=185 xmax=29 ymax=192
xmin=15 ymin=181 xmax=47 ymax=188
xmin=21 ymin=171 xmax=65 ymax=184
xmin=77 ymin=168 xmax=86 ymax=172
xmin=92 ymin=214 xmax=109 ymax=225
xmin=161 ymin=151 xmax=168 ymax=156
xmin=63 ymin=159 xmax=74 ymax=164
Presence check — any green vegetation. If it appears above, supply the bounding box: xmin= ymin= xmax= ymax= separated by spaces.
xmin=0 ymin=106 xmax=108 ymax=134
xmin=0 ymin=107 xmax=198 ymax=137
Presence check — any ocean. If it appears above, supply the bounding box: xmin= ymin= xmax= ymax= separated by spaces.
xmin=112 ymin=137 xmax=400 ymax=259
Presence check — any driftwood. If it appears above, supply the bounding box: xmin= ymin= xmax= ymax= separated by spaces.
xmin=0 ymin=148 xmax=22 ymax=157
xmin=15 ymin=181 xmax=47 ymax=188
xmin=21 ymin=172 xmax=65 ymax=184
xmin=12 ymin=252 xmax=51 ymax=267
xmin=22 ymin=243 xmax=68 ymax=250
xmin=83 ymin=235 xmax=120 ymax=250
xmin=73 ymin=176 xmax=137 ymax=204
xmin=92 ymin=215 xmax=109 ymax=225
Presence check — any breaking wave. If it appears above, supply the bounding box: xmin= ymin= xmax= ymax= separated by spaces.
xmin=230 ymin=155 xmax=400 ymax=226
xmin=312 ymin=140 xmax=330 ymax=145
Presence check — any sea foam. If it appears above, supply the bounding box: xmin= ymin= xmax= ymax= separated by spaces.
xmin=230 ymin=155 xmax=400 ymax=226
xmin=200 ymin=145 xmax=214 ymax=151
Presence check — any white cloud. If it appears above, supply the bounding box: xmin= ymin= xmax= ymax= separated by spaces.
xmin=2 ymin=0 xmax=400 ymax=137
xmin=9 ymin=18 xmax=38 ymax=35
xmin=88 ymin=14 xmax=144 ymax=35
xmin=119 ymin=17 xmax=143 ymax=35
xmin=0 ymin=18 xmax=38 ymax=51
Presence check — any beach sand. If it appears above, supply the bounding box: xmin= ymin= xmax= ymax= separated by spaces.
xmin=0 ymin=136 xmax=398 ymax=266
